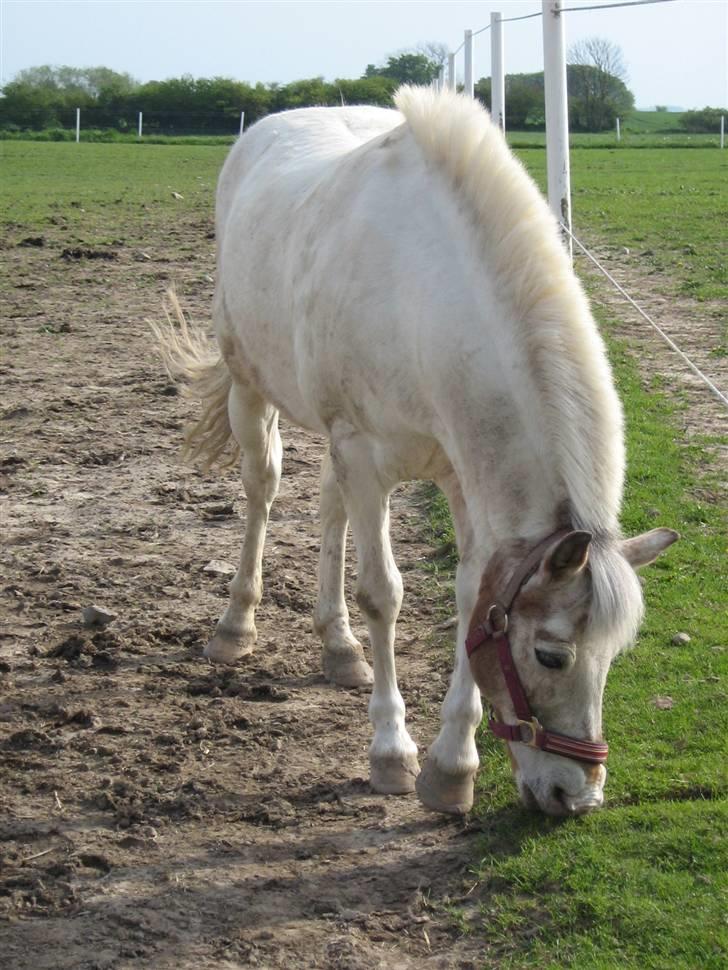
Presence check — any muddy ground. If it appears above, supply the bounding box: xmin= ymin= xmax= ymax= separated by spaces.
xmin=0 ymin=204 xmax=496 ymax=970
xmin=1 ymin=187 xmax=725 ymax=970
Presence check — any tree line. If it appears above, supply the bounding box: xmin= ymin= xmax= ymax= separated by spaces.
xmin=0 ymin=45 xmax=721 ymax=136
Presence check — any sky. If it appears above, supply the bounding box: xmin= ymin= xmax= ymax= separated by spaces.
xmin=0 ymin=0 xmax=726 ymax=110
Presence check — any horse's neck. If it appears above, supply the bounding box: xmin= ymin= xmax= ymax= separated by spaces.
xmin=441 ymin=318 xmax=622 ymax=551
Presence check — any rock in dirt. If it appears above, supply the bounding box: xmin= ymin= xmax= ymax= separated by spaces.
xmin=82 ymin=605 xmax=116 ymax=628
xmin=203 ymin=560 xmax=235 ymax=577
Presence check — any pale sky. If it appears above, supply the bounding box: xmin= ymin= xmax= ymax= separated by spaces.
xmin=1 ymin=0 xmax=726 ymax=110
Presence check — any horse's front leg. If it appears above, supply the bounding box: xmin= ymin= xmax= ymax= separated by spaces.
xmin=417 ymin=480 xmax=483 ymax=815
xmin=416 ymin=613 xmax=482 ymax=814
xmin=330 ymin=429 xmax=419 ymax=794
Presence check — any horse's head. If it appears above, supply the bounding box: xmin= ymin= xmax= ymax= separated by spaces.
xmin=467 ymin=528 xmax=678 ymax=816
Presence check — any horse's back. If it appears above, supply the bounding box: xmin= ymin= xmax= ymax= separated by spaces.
xmin=216 ymin=105 xmax=402 ymax=237
xmin=214 ymin=104 xmax=449 ymax=443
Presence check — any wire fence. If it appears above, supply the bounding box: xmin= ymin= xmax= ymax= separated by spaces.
xmin=563 ymin=225 xmax=728 ymax=410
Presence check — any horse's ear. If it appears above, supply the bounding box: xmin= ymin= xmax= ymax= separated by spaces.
xmin=539 ymin=531 xmax=593 ymax=582
xmin=620 ymin=528 xmax=679 ymax=568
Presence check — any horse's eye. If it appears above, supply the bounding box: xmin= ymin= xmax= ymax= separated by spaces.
xmin=535 ymin=649 xmax=566 ymax=670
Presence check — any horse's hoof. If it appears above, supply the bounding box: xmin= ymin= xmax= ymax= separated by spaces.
xmin=416 ymin=758 xmax=475 ymax=816
xmin=204 ymin=626 xmax=255 ymax=664
xmin=322 ymin=650 xmax=374 ymax=688
xmin=370 ymin=753 xmax=420 ymax=795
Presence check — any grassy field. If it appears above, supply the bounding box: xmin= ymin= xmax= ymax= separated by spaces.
xmin=2 ymin=139 xmax=726 ymax=969
xmin=508 ymin=109 xmax=724 ymax=149
xmin=518 ymin=147 xmax=728 ymax=306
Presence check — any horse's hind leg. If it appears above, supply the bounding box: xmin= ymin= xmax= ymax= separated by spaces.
xmin=205 ymin=382 xmax=282 ymax=663
xmin=314 ymin=450 xmax=373 ymax=687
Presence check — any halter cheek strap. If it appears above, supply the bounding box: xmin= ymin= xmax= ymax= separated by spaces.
xmin=465 ymin=531 xmax=609 ymax=766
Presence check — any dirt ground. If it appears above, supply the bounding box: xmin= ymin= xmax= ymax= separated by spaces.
xmin=1 ymin=189 xmax=725 ymax=970
xmin=0 ymin=207 xmax=494 ymax=970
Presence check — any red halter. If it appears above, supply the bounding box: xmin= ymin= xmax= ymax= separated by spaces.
xmin=465 ymin=531 xmax=609 ymax=766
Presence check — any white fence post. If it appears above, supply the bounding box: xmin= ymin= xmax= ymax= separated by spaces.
xmin=721 ymin=115 xmax=725 ymax=149
xmin=448 ymin=52 xmax=456 ymax=90
xmin=491 ymin=12 xmax=505 ymax=131
xmin=616 ymin=117 xmax=621 ymax=141
xmin=239 ymin=111 xmax=245 ymax=136
xmin=464 ymin=29 xmax=474 ymax=98
xmin=542 ymin=0 xmax=572 ymax=258
xmin=75 ymin=108 xmax=80 ymax=143
xmin=138 ymin=111 xmax=143 ymax=138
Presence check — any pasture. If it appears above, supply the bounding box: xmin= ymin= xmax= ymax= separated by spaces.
xmin=1 ymin=138 xmax=726 ymax=969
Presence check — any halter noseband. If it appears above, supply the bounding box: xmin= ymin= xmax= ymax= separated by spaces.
xmin=465 ymin=530 xmax=609 ymax=766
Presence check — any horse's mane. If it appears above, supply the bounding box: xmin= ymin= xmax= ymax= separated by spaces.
xmin=395 ymin=87 xmax=625 ymax=539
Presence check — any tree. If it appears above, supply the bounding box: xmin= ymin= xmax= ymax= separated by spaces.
xmin=364 ymin=50 xmax=441 ymax=86
xmin=475 ymin=73 xmax=544 ymax=128
xmin=10 ymin=65 xmax=137 ymax=98
xmin=679 ymin=107 xmax=726 ymax=133
xmin=567 ymin=37 xmax=634 ymax=131
xmin=337 ymin=75 xmax=398 ymax=107
xmin=415 ymin=42 xmax=448 ymax=72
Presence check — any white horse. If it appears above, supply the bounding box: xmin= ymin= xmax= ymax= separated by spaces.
xmin=156 ymin=88 xmax=677 ymax=817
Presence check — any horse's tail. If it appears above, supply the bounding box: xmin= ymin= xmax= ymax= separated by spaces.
xmin=151 ymin=290 xmax=240 ymax=470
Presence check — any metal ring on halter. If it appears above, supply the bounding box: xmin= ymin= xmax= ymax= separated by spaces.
xmin=486 ymin=603 xmax=508 ymax=637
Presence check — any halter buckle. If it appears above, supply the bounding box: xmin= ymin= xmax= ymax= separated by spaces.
xmin=517 ymin=717 xmax=544 ymax=748
xmin=486 ymin=603 xmax=508 ymax=637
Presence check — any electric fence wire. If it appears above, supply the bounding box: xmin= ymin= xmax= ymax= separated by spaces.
xmin=461 ymin=0 xmax=678 ymax=54
xmin=473 ymin=11 xmax=543 ymax=38
xmin=562 ymin=224 xmax=728 ymax=410
xmin=560 ymin=0 xmax=677 ymax=13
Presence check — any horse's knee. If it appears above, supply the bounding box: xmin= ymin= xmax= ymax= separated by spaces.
xmin=356 ymin=576 xmax=402 ymax=626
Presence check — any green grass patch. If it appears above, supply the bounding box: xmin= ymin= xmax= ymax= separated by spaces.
xmin=473 ymin=801 xmax=727 ymax=969
xmin=0 ymin=140 xmax=228 ymax=240
xmin=516 ymin=147 xmax=728 ymax=304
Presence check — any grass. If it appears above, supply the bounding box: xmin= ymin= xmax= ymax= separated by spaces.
xmin=0 ymin=128 xmax=236 ymax=146
xmin=3 ymin=138 xmax=726 ymax=969
xmin=507 ymin=112 xmax=723 ymax=149
xmin=516 ymin=147 xmax=728 ymax=305
xmin=473 ymin=802 xmax=727 ymax=969
xmin=0 ymin=141 xmax=227 ymax=238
